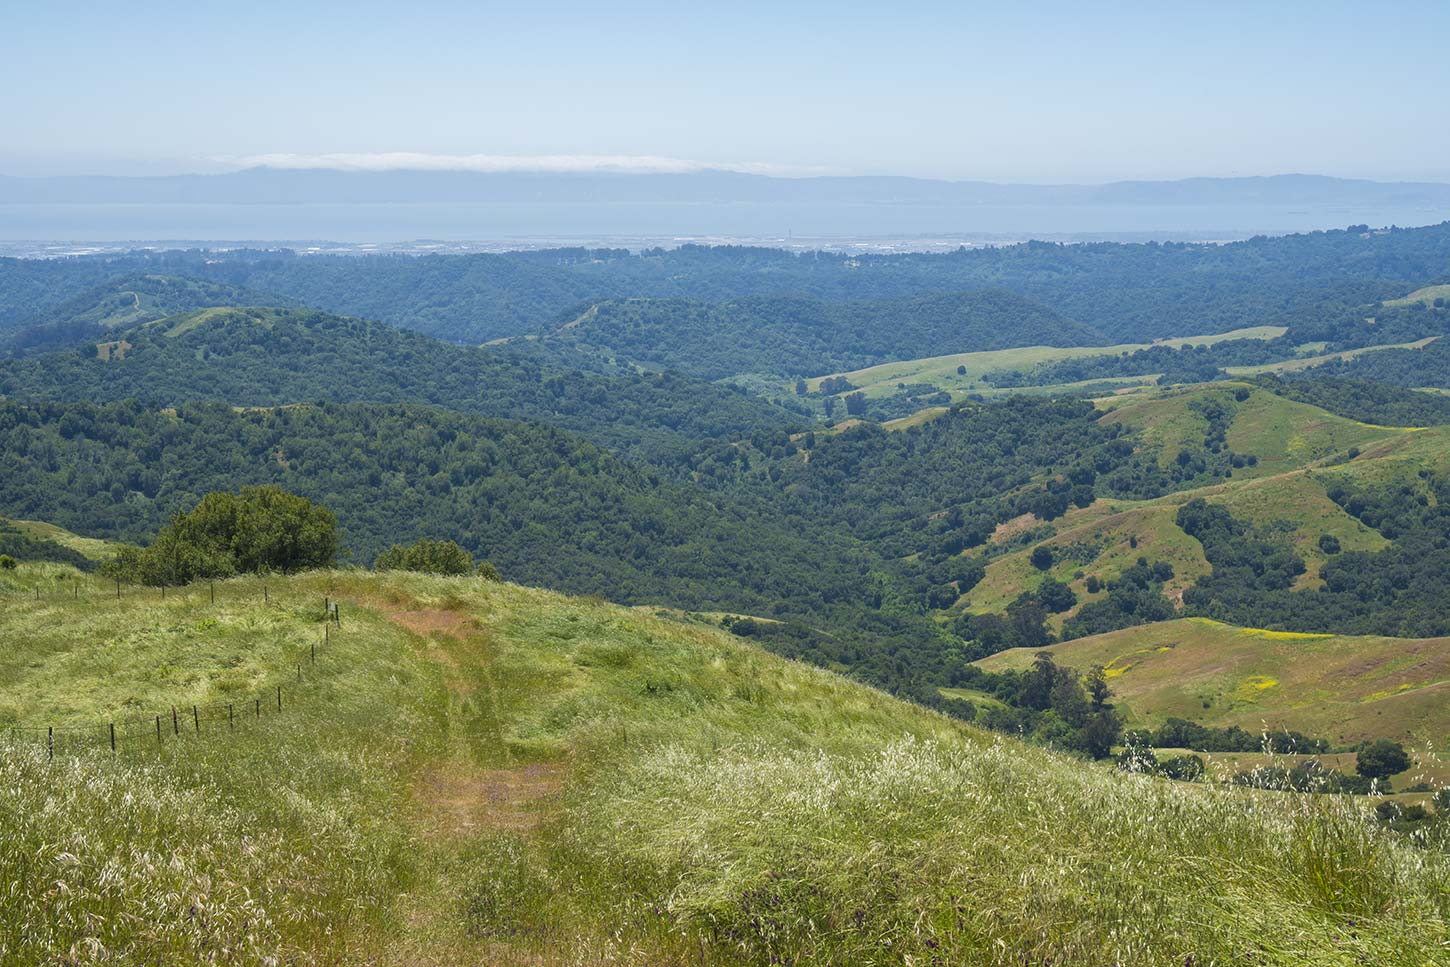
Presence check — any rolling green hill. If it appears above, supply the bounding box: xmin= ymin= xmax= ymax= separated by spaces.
xmin=975 ymin=617 xmax=1450 ymax=747
xmin=0 ymin=564 xmax=1443 ymax=964
xmin=807 ymin=326 xmax=1284 ymax=399
xmin=530 ymin=290 xmax=1103 ymax=380
xmin=958 ymin=384 xmax=1447 ymax=633
xmin=1385 ymin=283 xmax=1450 ymax=307
xmin=2 ymin=274 xmax=298 ymax=354
xmin=0 ymin=517 xmax=104 ymax=570
xmin=0 ymin=306 xmax=804 ymax=463
xmin=1303 ymin=336 xmax=1450 ymax=391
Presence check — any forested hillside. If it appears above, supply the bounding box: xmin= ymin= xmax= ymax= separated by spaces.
xmin=1304 ymin=338 xmax=1450 ymax=389
xmin=1 ymin=274 xmax=300 ymax=354
xmin=5 ymin=222 xmax=1450 ymax=345
xmin=535 ymin=290 xmax=1099 ymax=379
xmin=0 ymin=307 xmax=803 ymax=463
xmin=0 ymin=390 xmax=1266 ymax=706
xmin=194 ymin=224 xmax=1450 ymax=342
xmin=1253 ymin=376 xmax=1450 ymax=426
xmin=0 ymin=398 xmax=881 ymax=617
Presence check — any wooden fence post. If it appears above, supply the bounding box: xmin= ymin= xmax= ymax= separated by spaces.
xmin=255 ymin=697 xmax=260 ymax=719
xmin=228 ymin=703 xmax=234 ymax=731
xmin=116 ymin=579 xmax=121 ymax=599
xmin=156 ymin=715 xmax=162 ymax=748
xmin=172 ymin=706 xmax=179 ymax=735
xmin=110 ymin=722 xmax=116 ymax=753
xmin=210 ymin=582 xmax=215 ymax=604
xmin=48 ymin=726 xmax=53 ymax=761
xmin=192 ymin=705 xmax=200 ymax=734
xmin=277 ymin=684 xmax=282 ymax=712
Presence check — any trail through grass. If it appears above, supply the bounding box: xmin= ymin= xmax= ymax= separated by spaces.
xmin=1 ymin=567 xmax=1446 ymax=964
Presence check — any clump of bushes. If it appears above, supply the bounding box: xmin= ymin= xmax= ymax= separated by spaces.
xmin=375 ymin=537 xmax=500 ymax=580
xmin=103 ymin=486 xmax=337 ymax=586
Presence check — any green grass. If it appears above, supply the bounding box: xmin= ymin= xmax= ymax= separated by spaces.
xmin=152 ymin=306 xmax=276 ymax=338
xmin=976 ymin=617 xmax=1450 ymax=747
xmin=0 ymin=565 xmax=1446 ymax=964
xmin=1096 ymin=384 xmax=1408 ymax=478
xmin=806 ymin=326 xmax=1286 ymax=398
xmin=961 ymin=503 xmax=1210 ymax=623
xmin=963 ymin=384 xmax=1414 ymax=613
xmin=3 ymin=517 xmax=122 ymax=561
xmin=1385 ymin=284 xmax=1450 ymax=308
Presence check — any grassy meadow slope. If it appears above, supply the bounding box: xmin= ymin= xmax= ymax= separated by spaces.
xmin=974 ymin=617 xmax=1450 ymax=746
xmin=960 ymin=384 xmax=1439 ymax=619
xmin=804 ymin=326 xmax=1283 ymax=399
xmin=0 ymin=563 xmax=1445 ymax=965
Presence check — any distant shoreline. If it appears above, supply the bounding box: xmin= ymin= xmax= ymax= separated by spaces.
xmin=1 ymin=202 xmax=1445 ymax=258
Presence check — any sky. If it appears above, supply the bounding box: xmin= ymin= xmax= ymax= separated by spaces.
xmin=3 ymin=0 xmax=1449 ymax=183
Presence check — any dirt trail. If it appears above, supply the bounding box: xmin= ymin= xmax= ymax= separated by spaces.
xmin=412 ymin=760 xmax=562 ymax=837
xmin=383 ymin=605 xmax=562 ymax=835
xmin=373 ymin=603 xmax=566 ymax=963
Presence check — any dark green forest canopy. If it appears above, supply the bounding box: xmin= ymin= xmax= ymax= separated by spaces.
xmin=766 ymin=399 xmax=1132 ymax=554
xmin=1253 ymin=376 xmax=1450 ymax=426
xmin=0 ymin=395 xmax=1151 ymax=599
xmin=1296 ymin=338 xmax=1450 ymax=391
xmin=533 ymin=290 xmax=1101 ymax=379
xmin=5 ymin=222 xmax=1450 ymax=344
xmin=0 ymin=307 xmax=804 ymax=464
xmin=0 ymin=398 xmax=883 ymax=619
xmin=1176 ymin=486 xmax=1450 ymax=639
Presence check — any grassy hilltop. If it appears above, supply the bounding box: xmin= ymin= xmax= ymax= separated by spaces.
xmin=959 ymin=383 xmax=1446 ymax=621
xmin=976 ymin=617 xmax=1450 ymax=746
xmin=0 ymin=562 xmax=1446 ymax=965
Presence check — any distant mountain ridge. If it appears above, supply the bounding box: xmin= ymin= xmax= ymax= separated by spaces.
xmin=3 ymin=168 xmax=1449 ymax=207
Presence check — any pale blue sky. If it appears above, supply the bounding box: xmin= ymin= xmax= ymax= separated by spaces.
xmin=3 ymin=0 xmax=1447 ymax=182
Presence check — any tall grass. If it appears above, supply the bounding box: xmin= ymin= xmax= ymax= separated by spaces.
xmin=558 ymin=738 xmax=1449 ymax=964
xmin=1 ymin=566 xmax=1446 ymax=964
xmin=0 ymin=566 xmax=442 ymax=964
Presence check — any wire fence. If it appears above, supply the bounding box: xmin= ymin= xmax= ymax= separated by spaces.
xmin=0 ymin=587 xmax=345 ymax=761
xmin=1 ymin=574 xmax=302 ymax=607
